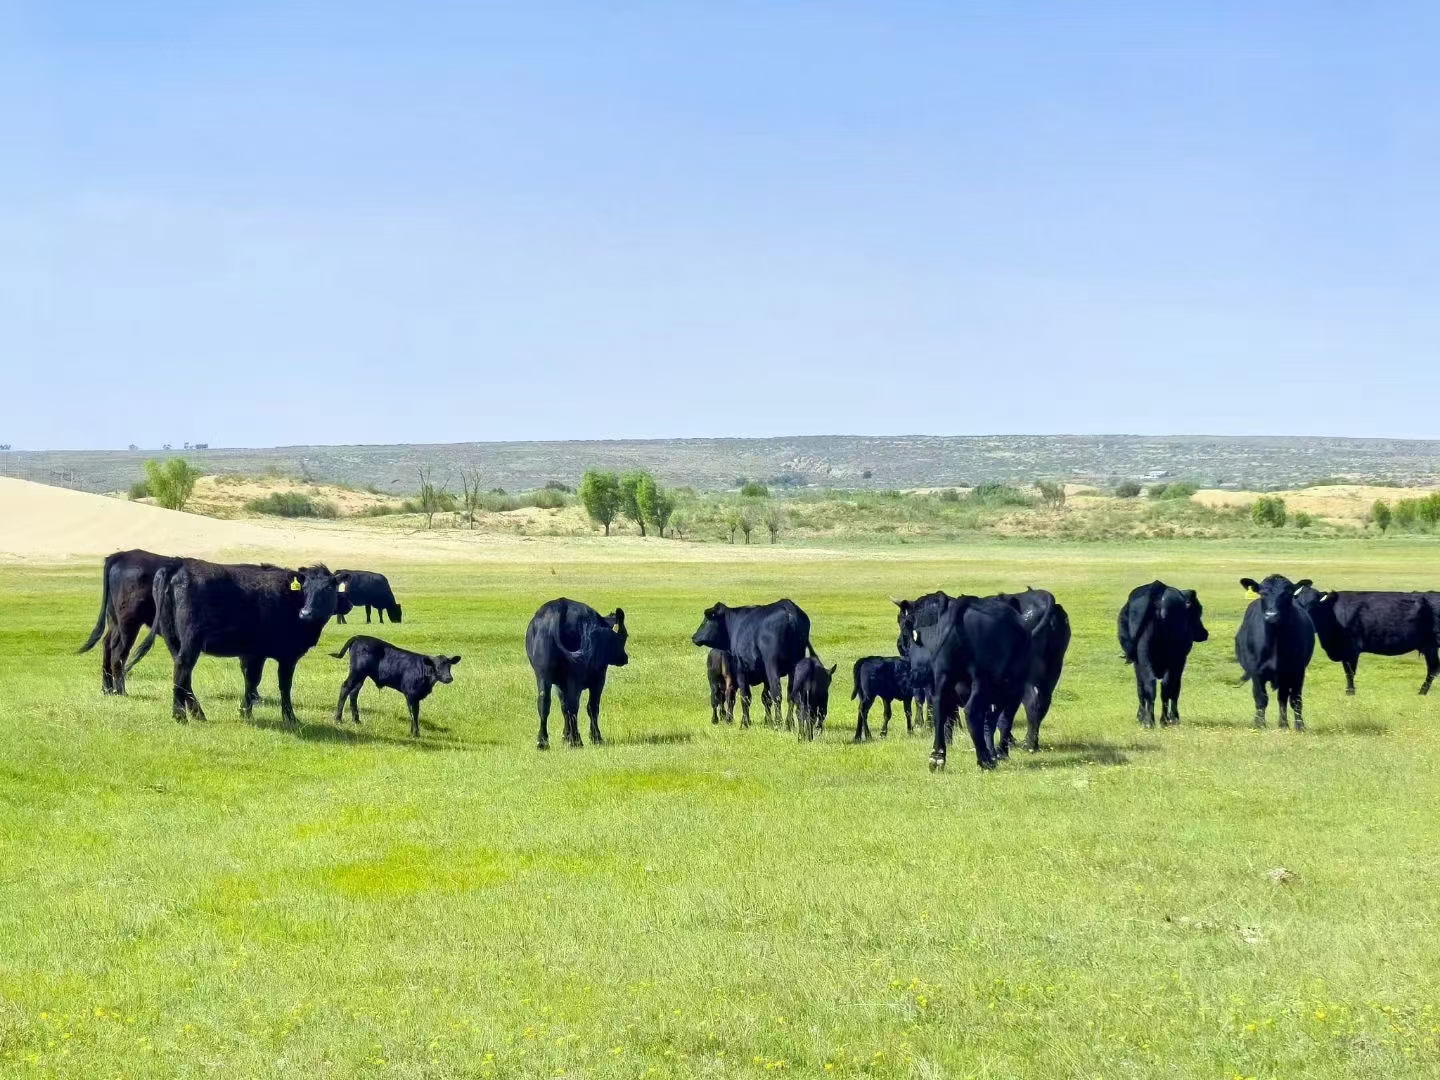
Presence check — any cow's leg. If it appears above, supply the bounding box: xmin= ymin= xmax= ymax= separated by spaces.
xmin=762 ymin=663 xmax=785 ymax=731
xmin=406 ymin=695 xmax=421 ymax=738
xmin=101 ymin=628 xmax=118 ymax=693
xmin=710 ymin=679 xmax=721 ymax=724
xmin=561 ymin=680 xmax=583 ymax=747
xmin=1023 ymin=685 xmax=1049 ymax=751
xmin=1135 ymin=665 xmax=1156 ymax=728
xmin=963 ymin=683 xmax=997 ymax=770
xmin=784 ymin=674 xmax=796 ymax=731
xmin=738 ymin=682 xmax=752 ymax=728
xmin=337 ymin=610 xmax=346 ymax=625
xmin=928 ymin=676 xmax=953 ymax=770
xmin=1420 ymin=647 xmax=1438 ymax=695
xmin=878 ymin=698 xmax=893 ymax=738
xmin=1343 ymin=658 xmax=1357 ymax=695
xmin=336 ymin=674 xmax=360 ymax=723
xmin=276 ymin=658 xmax=300 ymax=726
xmin=586 ymin=674 xmax=608 ymax=745
xmin=902 ymin=696 xmax=913 ymax=734
xmin=1162 ymin=670 xmax=1183 ymax=725
xmin=535 ymin=675 xmax=553 ymax=749
xmin=378 ymin=607 xmax=386 ymax=624
xmin=348 ymin=679 xmax=363 ymax=723
xmin=240 ymin=655 xmax=265 ymax=719
xmin=995 ymin=702 xmax=1015 ymax=760
xmin=854 ymin=696 xmax=871 ymax=742
xmin=1290 ymin=678 xmax=1306 ymax=732
xmin=1251 ymin=677 xmax=1269 ymax=728
xmin=174 ymin=648 xmax=206 ymax=723
xmin=724 ymin=681 xmax=736 ymax=723
xmin=112 ymin=623 xmax=141 ymax=695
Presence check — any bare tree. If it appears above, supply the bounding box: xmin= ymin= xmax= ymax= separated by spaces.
xmin=724 ymin=508 xmax=744 ymax=544
xmin=739 ymin=509 xmax=754 ymax=545
xmin=460 ymin=468 xmax=484 ymax=529
xmin=417 ymin=467 xmax=450 ymax=529
xmin=763 ymin=502 xmax=785 ymax=544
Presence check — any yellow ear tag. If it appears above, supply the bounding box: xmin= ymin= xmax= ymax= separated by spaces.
xmin=612 ymin=623 xmax=620 ymax=632
xmin=338 ymin=582 xmax=347 ymax=593
xmin=290 ymin=578 xmax=301 ymax=592
xmin=1246 ymin=588 xmax=1258 ymax=599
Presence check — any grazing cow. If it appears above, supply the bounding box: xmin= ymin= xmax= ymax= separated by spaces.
xmin=331 ymin=636 xmax=460 ymax=737
xmin=525 ymin=598 xmax=628 ymax=749
xmin=334 ymin=570 xmax=402 ymax=624
xmin=790 ymin=658 xmax=837 ymax=740
xmin=1117 ymin=581 xmax=1209 ymax=727
xmin=1235 ymin=575 xmax=1316 ymax=730
xmin=1293 ymin=586 xmax=1440 ymax=695
xmin=77 ymin=549 xmax=183 ymax=694
xmin=991 ymin=588 xmax=1071 ymax=751
xmin=690 ymin=600 xmax=818 ymax=728
xmin=850 ymin=656 xmax=916 ymax=740
xmin=707 ymin=649 xmax=738 ymax=724
xmin=127 ymin=560 xmax=346 ymax=724
xmin=903 ymin=595 xmax=1031 ymax=770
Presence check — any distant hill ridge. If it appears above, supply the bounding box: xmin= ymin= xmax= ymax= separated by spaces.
xmin=5 ymin=434 xmax=1440 ymax=494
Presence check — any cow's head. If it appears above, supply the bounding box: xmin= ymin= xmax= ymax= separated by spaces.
xmin=892 ymin=592 xmax=949 ymax=655
xmin=387 ymin=602 xmax=404 ymax=624
xmin=810 ymin=662 xmax=838 ymax=720
xmin=1240 ymin=575 xmax=1310 ymax=625
xmin=1180 ymin=589 xmax=1209 ymax=642
xmin=426 ymin=655 xmax=462 ymax=685
xmin=691 ymin=603 xmax=730 ymax=650
xmin=602 ymin=608 xmax=629 ymax=667
xmin=293 ymin=565 xmax=343 ymax=623
xmin=1292 ymin=583 xmax=1339 ymax=640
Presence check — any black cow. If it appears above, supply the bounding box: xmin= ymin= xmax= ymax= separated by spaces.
xmin=331 ymin=635 xmax=460 ymax=737
xmin=127 ymin=560 xmax=346 ymax=724
xmin=850 ymin=656 xmax=916 ymax=740
xmin=790 ymin=658 xmax=836 ymax=740
xmin=1235 ymin=575 xmax=1316 ymax=730
xmin=904 ymin=595 xmax=1031 ymax=770
xmin=77 ymin=549 xmax=183 ymax=694
xmin=707 ymin=649 xmax=738 ymax=724
xmin=525 ymin=598 xmax=628 ymax=749
xmin=991 ymin=588 xmax=1071 ymax=751
xmin=896 ymin=588 xmax=1066 ymax=751
xmin=1117 ymin=581 xmax=1209 ymax=727
xmin=1293 ymin=586 xmax=1440 ymax=695
xmin=334 ymin=570 xmax=402 ymax=624
xmin=690 ymin=600 xmax=817 ymax=729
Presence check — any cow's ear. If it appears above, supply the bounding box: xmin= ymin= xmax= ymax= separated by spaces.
xmin=449 ymin=655 xmax=462 ymax=665
xmin=1239 ymin=577 xmax=1259 ymax=591
xmin=1294 ymin=579 xmax=1313 ymax=592
xmin=889 ymin=596 xmax=905 ymax=609
xmin=612 ymin=607 xmax=625 ymax=627
xmin=1183 ymin=589 xmax=1198 ymax=604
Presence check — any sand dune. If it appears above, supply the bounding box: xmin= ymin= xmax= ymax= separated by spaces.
xmin=0 ymin=478 xmax=846 ymax=565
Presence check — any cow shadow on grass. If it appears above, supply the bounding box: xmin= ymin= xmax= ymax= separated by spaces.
xmin=1012 ymin=740 xmax=1146 ymax=769
xmin=612 ymin=731 xmax=695 ymax=747
xmin=1183 ymin=715 xmax=1389 ymax=736
xmin=246 ymin=715 xmax=497 ymax=751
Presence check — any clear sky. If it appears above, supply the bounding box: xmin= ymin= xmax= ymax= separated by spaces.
xmin=3 ymin=2 xmax=1436 ymax=450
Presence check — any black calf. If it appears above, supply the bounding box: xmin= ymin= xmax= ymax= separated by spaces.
xmin=331 ymin=635 xmax=460 ymax=737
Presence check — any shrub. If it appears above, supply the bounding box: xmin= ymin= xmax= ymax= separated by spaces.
xmin=1394 ymin=499 xmax=1419 ymax=528
xmin=544 ymin=480 xmax=573 ymax=493
xmin=1114 ymin=480 xmax=1142 ymax=498
xmin=619 ymin=471 xmax=653 ymax=536
xmin=415 ymin=467 xmax=450 ymax=528
xmin=637 ymin=477 xmax=675 ymax=536
xmin=1371 ymin=500 xmax=1392 ymax=533
xmin=1251 ymin=495 xmax=1287 ymax=528
xmin=531 ymin=488 xmax=568 ymax=510
xmin=762 ymin=502 xmax=785 ymax=543
xmin=579 ymin=470 xmax=621 ymax=535
xmin=246 ymin=492 xmax=338 ymax=518
xmin=1036 ymin=480 xmax=1066 ymax=510
xmin=1149 ymin=482 xmax=1197 ymax=501
xmin=964 ymin=482 xmax=1034 ymax=509
xmin=143 ymin=458 xmax=200 ymax=511
xmin=938 ymin=488 xmax=960 ymax=503
xmin=740 ymin=481 xmax=769 ymax=498
xmin=1293 ymin=511 xmax=1314 ymax=529
xmin=128 ymin=479 xmax=150 ymax=500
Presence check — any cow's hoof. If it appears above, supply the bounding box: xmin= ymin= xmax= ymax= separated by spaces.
xmin=1294 ymin=723 xmax=1306 ymax=732
xmin=1347 ymin=688 xmax=1357 ymax=696
xmin=537 ymin=741 xmax=549 ymax=751
xmin=978 ymin=759 xmax=997 ymax=771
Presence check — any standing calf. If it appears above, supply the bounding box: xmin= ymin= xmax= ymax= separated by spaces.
xmin=789 ymin=658 xmax=836 ymax=740
xmin=331 ymin=636 xmax=460 ymax=737
xmin=850 ymin=656 xmax=915 ymax=740
xmin=707 ymin=649 xmax=738 ymax=723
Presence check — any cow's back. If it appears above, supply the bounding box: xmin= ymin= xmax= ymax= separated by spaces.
xmin=1339 ymin=592 xmax=1432 ymax=655
xmin=526 ymin=597 xmax=602 ymax=673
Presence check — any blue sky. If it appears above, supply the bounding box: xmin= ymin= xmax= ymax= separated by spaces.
xmin=3 ymin=2 xmax=1436 ymax=449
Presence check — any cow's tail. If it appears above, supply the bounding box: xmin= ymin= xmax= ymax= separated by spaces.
xmin=330 ymin=637 xmax=356 ymax=660
xmin=850 ymin=657 xmax=863 ymax=699
xmin=124 ymin=567 xmax=171 ymax=676
xmin=807 ymin=640 xmax=821 ymax=662
xmin=77 ymin=554 xmax=116 ymax=654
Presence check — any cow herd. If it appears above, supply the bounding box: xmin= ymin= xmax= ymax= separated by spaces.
xmin=77 ymin=550 xmax=1440 ymax=770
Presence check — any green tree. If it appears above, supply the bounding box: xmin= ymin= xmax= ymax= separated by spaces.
xmin=1036 ymin=480 xmax=1066 ymax=510
xmin=1114 ymin=480 xmax=1142 ymax=498
xmin=143 ymin=458 xmax=200 ymax=511
xmin=1371 ymin=500 xmax=1392 ymax=533
xmin=740 ymin=480 xmax=769 ymax=498
xmin=739 ymin=509 xmax=755 ymax=544
xmin=619 ymin=470 xmax=651 ymax=536
xmin=762 ymin=502 xmax=786 ymax=543
xmin=1251 ymin=495 xmax=1287 ymax=528
xmin=637 ymin=474 xmax=675 ymax=537
xmin=724 ymin=507 xmax=744 ymax=544
xmin=579 ymin=470 xmax=621 ymax=535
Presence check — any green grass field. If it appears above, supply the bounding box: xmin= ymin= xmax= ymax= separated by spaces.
xmin=2 ymin=540 xmax=1439 ymax=1078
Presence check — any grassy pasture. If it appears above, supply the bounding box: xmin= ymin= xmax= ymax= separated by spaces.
xmin=1 ymin=540 xmax=1438 ymax=1078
